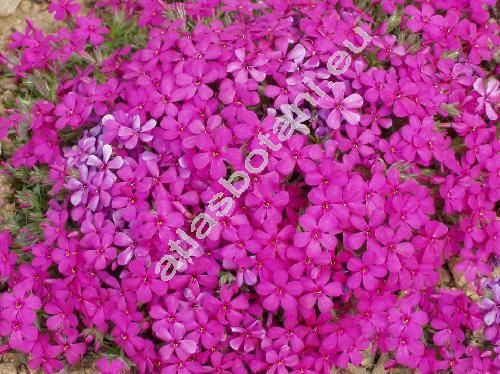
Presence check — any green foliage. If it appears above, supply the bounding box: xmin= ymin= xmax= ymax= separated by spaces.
xmin=104 ymin=11 xmax=148 ymax=51
xmin=0 ymin=8 xmax=148 ymax=252
xmin=0 ymin=165 xmax=52 ymax=248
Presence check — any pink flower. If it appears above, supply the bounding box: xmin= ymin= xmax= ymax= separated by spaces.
xmin=347 ymin=251 xmax=387 ymax=290
xmin=227 ymin=48 xmax=268 ymax=83
xmin=192 ymin=127 xmax=242 ymax=179
xmin=374 ymin=226 xmax=415 ymax=273
xmin=431 ymin=314 xmax=465 ymax=346
xmin=54 ymin=92 xmax=85 ymax=129
xmin=473 ymin=78 xmax=499 ymax=121
xmin=158 ymin=322 xmax=198 ymax=361
xmin=294 ymin=212 xmax=339 ymax=257
xmin=265 ymin=345 xmax=299 ymax=372
xmin=176 ymin=60 xmax=219 ymax=100
xmin=0 ymin=231 xmax=16 ymax=279
xmin=245 ymin=182 xmax=290 ymax=225
xmin=318 ymin=82 xmax=363 ymax=129
xmin=300 ymin=272 xmax=341 ymax=313
xmin=118 ymin=115 xmax=157 ymax=149
xmin=96 ymin=357 xmax=127 ymax=374
xmin=256 ymin=270 xmax=303 ymax=313
xmin=405 ymin=4 xmax=442 ymax=37
xmin=74 ymin=15 xmax=109 ymax=45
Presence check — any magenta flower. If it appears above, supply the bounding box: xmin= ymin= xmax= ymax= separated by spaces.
xmin=0 ymin=231 xmax=16 ymax=279
xmin=176 ymin=60 xmax=219 ymax=100
xmin=255 ymin=270 xmax=303 ymax=313
xmin=473 ymin=78 xmax=499 ymax=121
xmin=204 ymin=284 xmax=248 ymax=324
xmin=387 ymin=330 xmax=425 ymax=367
xmin=405 ymin=4 xmax=442 ymax=37
xmin=229 ymin=317 xmax=265 ymax=352
xmin=265 ymin=345 xmax=299 ymax=372
xmin=294 ymin=212 xmax=339 ymax=257
xmin=48 ymin=0 xmax=81 ymax=21
xmin=227 ymin=48 xmax=268 ymax=83
xmin=374 ymin=226 xmax=415 ymax=273
xmin=300 ymin=272 xmax=341 ymax=313
xmin=0 ymin=285 xmax=41 ymax=353
xmin=54 ymin=92 xmax=85 ymax=129
xmin=347 ymin=250 xmax=387 ymax=290
xmin=0 ymin=1 xmax=498 ymax=372
xmin=192 ymin=127 xmax=242 ymax=179
xmin=51 ymin=237 xmax=78 ymax=275
xmin=149 ymin=78 xmax=184 ymax=119
xmin=28 ymin=335 xmax=64 ymax=373
xmin=0 ymin=284 xmax=41 ymax=323
xmin=158 ymin=322 xmax=197 ymax=361
xmin=133 ymin=193 xmax=184 ymax=242
xmin=267 ymin=317 xmax=305 ymax=353
xmin=96 ymin=357 xmax=126 ymax=374
xmin=431 ymin=314 xmax=465 ymax=346
xmin=111 ymin=321 xmax=144 ymax=357
xmin=360 ymin=68 xmax=388 ymax=103
xmin=122 ymin=258 xmax=167 ymax=302
xmin=53 ymin=330 xmax=86 ymax=364
xmin=118 ymin=115 xmax=157 ymax=149
xmin=275 ymin=135 xmax=316 ymax=175
xmin=336 ymin=334 xmax=370 ymax=368
xmin=82 ymin=232 xmax=116 ymax=270
xmin=388 ymin=300 xmax=428 ymax=339
xmin=74 ymin=15 xmax=109 ymax=45
xmin=245 ymin=182 xmax=289 ymax=225
xmin=318 ymin=82 xmax=363 ymax=129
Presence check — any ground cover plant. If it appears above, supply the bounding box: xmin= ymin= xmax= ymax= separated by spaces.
xmin=0 ymin=0 xmax=498 ymax=373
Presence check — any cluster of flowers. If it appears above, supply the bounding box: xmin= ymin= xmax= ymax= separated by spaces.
xmin=0 ymin=0 xmax=498 ymax=373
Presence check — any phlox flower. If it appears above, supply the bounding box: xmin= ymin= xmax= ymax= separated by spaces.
xmin=256 ymin=270 xmax=303 ymax=313
xmin=405 ymin=4 xmax=442 ymax=37
xmin=74 ymin=15 xmax=109 ymax=45
xmin=96 ymin=357 xmax=127 ymax=374
xmin=0 ymin=231 xmax=16 ymax=279
xmin=192 ymin=127 xmax=242 ymax=179
xmin=473 ymin=78 xmax=499 ymax=121
xmin=245 ymin=182 xmax=289 ymax=226
xmin=54 ymin=92 xmax=86 ymax=129
xmin=0 ymin=0 xmax=498 ymax=372
xmin=48 ymin=0 xmax=81 ymax=21
xmin=227 ymin=48 xmax=268 ymax=83
xmin=347 ymin=250 xmax=387 ymax=291
xmin=300 ymin=272 xmax=342 ymax=313
xmin=157 ymin=322 xmax=197 ymax=361
xmin=374 ymin=226 xmax=415 ymax=273
xmin=294 ymin=212 xmax=339 ymax=257
xmin=318 ymin=82 xmax=363 ymax=129
xmin=265 ymin=345 xmax=299 ymax=373
xmin=118 ymin=116 xmax=157 ymax=149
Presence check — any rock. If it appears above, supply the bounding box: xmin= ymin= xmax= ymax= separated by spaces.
xmin=372 ymin=354 xmax=389 ymax=374
xmin=66 ymin=359 xmax=96 ymax=374
xmin=388 ymin=368 xmax=412 ymax=374
xmin=361 ymin=348 xmax=375 ymax=368
xmin=345 ymin=366 xmax=369 ymax=374
xmin=438 ymin=266 xmax=452 ymax=287
xmin=0 ymin=353 xmax=18 ymax=364
xmin=0 ymin=0 xmax=21 ymax=17
xmin=0 ymin=363 xmax=17 ymax=374
xmin=19 ymin=0 xmax=31 ymax=14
